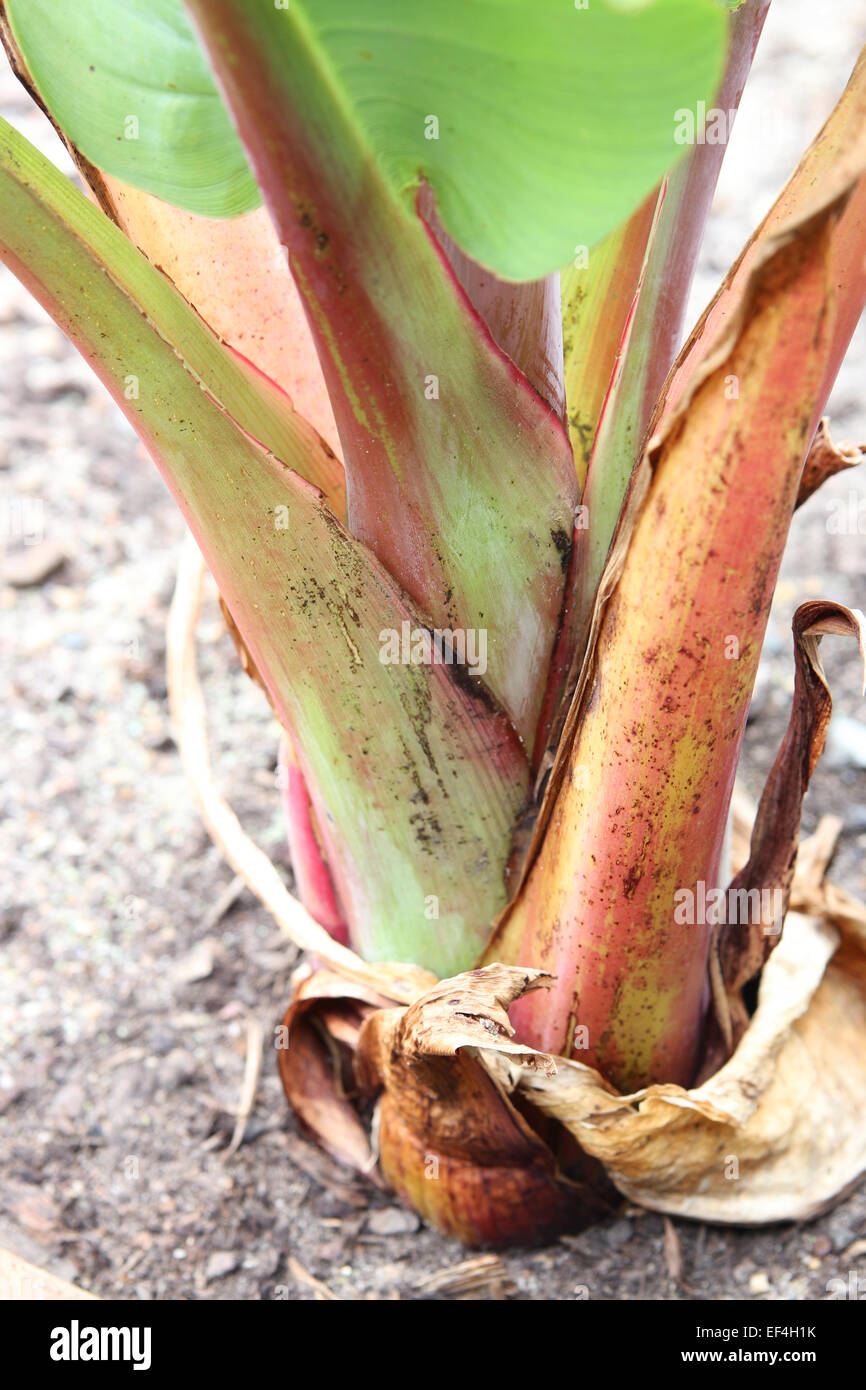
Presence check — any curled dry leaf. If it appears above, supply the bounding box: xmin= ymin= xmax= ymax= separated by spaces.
xmin=515 ymin=910 xmax=866 ymax=1224
xmin=711 ymin=601 xmax=866 ymax=1052
xmin=356 ymin=966 xmax=615 ymax=1245
xmin=278 ymin=908 xmax=866 ymax=1233
xmin=276 ymin=966 xmax=391 ymax=1180
xmin=796 ymin=418 xmax=865 ymax=509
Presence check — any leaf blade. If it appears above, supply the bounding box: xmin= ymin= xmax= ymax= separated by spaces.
xmin=4 ymin=0 xmax=259 ymax=217
xmin=291 ymin=0 xmax=727 ymax=281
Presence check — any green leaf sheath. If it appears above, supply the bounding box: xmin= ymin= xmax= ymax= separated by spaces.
xmin=0 ymin=116 xmax=529 ymax=975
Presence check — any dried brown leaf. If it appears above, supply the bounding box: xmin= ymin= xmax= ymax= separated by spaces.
xmin=713 ymin=601 xmax=865 ymax=1049
xmin=489 ymin=911 xmax=866 ymax=1223
xmin=354 ymin=967 xmax=616 ymax=1245
xmin=276 ymin=970 xmax=387 ymax=1181
xmin=796 ymin=418 xmax=865 ymax=508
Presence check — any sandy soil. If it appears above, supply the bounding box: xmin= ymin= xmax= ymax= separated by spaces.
xmin=1 ymin=2 xmax=866 ymax=1300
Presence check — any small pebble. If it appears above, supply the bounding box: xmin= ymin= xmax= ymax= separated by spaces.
xmin=169 ymin=938 xmax=218 ymax=986
xmin=825 ymin=1208 xmax=861 ymax=1253
xmin=371 ymin=1261 xmax=408 ymax=1289
xmin=0 ymin=906 xmax=23 ymax=942
xmin=1 ymin=540 xmax=66 ymax=588
xmin=604 ymin=1218 xmax=634 ymax=1251
xmin=24 ymin=359 xmax=92 ymax=399
xmin=158 ymin=1049 xmax=197 ymax=1091
xmin=47 ymin=1081 xmax=86 ymax=1125
xmin=205 ymin=1251 xmax=239 ymax=1282
xmin=366 ymin=1207 xmax=421 ymax=1236
xmin=255 ymin=1247 xmax=282 ymax=1279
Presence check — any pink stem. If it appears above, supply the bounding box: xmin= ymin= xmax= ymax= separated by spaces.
xmin=278 ymin=733 xmax=349 ymax=945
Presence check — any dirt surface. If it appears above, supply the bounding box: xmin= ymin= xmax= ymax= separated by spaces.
xmin=2 ymin=3 xmax=866 ymax=1301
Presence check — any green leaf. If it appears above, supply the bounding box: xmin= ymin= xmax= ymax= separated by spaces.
xmin=283 ymin=0 xmax=727 ymax=281
xmin=4 ymin=0 xmax=259 ymax=217
xmin=0 ymin=113 xmax=528 ymax=975
xmin=10 ymin=0 xmax=726 ymax=278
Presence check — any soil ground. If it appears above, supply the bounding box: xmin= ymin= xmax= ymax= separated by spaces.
xmin=2 ymin=2 xmax=866 ymax=1301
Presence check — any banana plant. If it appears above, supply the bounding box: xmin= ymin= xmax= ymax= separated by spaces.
xmin=3 ymin=0 xmax=866 ymax=1246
